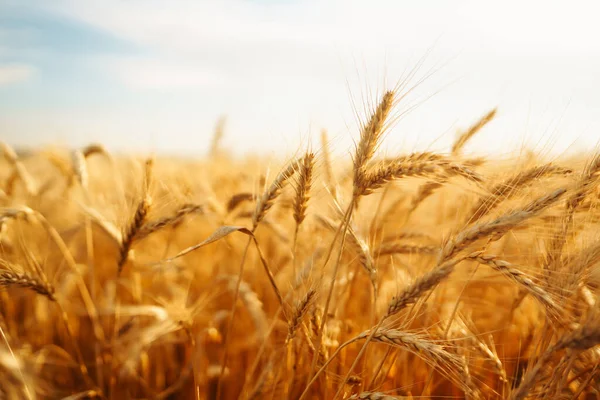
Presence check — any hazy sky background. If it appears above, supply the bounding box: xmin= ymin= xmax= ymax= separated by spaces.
xmin=1 ymin=0 xmax=599 ymax=159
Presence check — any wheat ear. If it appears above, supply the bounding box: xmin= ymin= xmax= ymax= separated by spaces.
xmin=301 ymin=327 xmax=459 ymax=400
xmin=376 ymin=242 xmax=439 ymax=256
xmin=451 ymin=108 xmax=497 ymax=156
xmin=468 ymin=253 xmax=557 ymax=312
xmin=287 ymin=289 xmax=316 ymax=342
xmin=0 ymin=141 xmax=37 ymax=195
xmin=136 ymin=204 xmax=204 ymax=240
xmin=321 ymin=129 xmax=337 ymax=199
xmin=308 ymin=90 xmax=397 ymax=388
xmin=0 ymin=270 xmax=55 ymax=300
xmin=252 ymin=159 xmax=299 ymax=230
xmin=353 ymin=91 xmax=395 ymax=194
xmin=469 ymin=164 xmax=572 ymax=222
xmin=117 ymin=158 xmax=153 ymax=274
xmin=546 ymin=153 xmax=600 ymax=273
xmin=0 ymin=266 xmax=96 ymax=390
xmin=292 ymin=152 xmax=315 ymax=259
xmin=358 ymin=153 xmax=482 ymax=197
xmin=71 ymin=150 xmax=88 ymax=190
xmin=348 ymin=392 xmax=405 ymax=399
xmin=442 ymin=188 xmax=566 ymax=261
xmin=81 ymin=143 xmax=107 ymax=158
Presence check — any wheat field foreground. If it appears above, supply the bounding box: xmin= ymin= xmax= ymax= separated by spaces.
xmin=1 ymin=92 xmax=600 ymax=400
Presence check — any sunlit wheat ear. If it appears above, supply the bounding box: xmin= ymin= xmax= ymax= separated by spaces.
xmin=0 ymin=141 xmax=37 ymax=196
xmin=303 ymin=325 xmax=464 ymax=398
xmin=468 ymin=252 xmax=557 ymax=312
xmin=376 ymin=329 xmax=468 ymax=394
xmin=359 ymin=152 xmax=439 ymax=196
xmin=566 ymin=152 xmax=600 ymax=215
xmin=451 ymin=318 xmax=508 ymax=385
xmin=358 ymin=153 xmax=482 ymax=197
xmin=358 ymin=328 xmax=460 ymax=367
xmin=287 ymin=289 xmax=316 ymax=342
xmin=0 ymin=206 xmax=35 ymax=225
xmin=385 ymin=257 xmax=464 ymax=318
xmin=71 ymin=150 xmax=88 ymax=190
xmin=44 ymin=151 xmax=73 ymax=184
xmin=252 ymin=159 xmax=299 ymax=231
xmin=451 ymin=108 xmax=497 ymax=156
xmin=556 ymin=240 xmax=600 ymax=308
xmin=117 ymin=158 xmax=154 ymax=274
xmin=555 ymin=315 xmax=600 ymax=351
xmin=320 ymin=129 xmax=337 ymax=199
xmin=353 ymin=90 xmax=395 ymax=198
xmin=386 ymin=191 xmax=564 ymax=319
xmin=0 ymin=270 xmax=55 ymax=301
xmin=442 ymin=188 xmax=566 ymax=261
xmin=81 ymin=143 xmax=107 ymax=158
xmin=347 ymin=392 xmax=403 ymax=399
xmin=226 ymin=193 xmax=255 ymax=213
xmin=293 ymin=152 xmax=315 ymax=228
xmin=375 ymin=242 xmax=439 ymax=256
xmin=469 ymin=164 xmax=572 ymax=222
xmin=136 ymin=203 xmax=204 ymax=240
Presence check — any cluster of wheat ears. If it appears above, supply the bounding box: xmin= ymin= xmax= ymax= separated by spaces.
xmin=1 ymin=88 xmax=600 ymax=400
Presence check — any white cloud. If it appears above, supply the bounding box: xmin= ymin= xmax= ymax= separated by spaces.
xmin=106 ymin=58 xmax=227 ymax=89
xmin=0 ymin=64 xmax=36 ymax=86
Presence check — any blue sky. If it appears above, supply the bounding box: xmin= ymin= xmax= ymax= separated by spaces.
xmin=1 ymin=0 xmax=599 ymax=157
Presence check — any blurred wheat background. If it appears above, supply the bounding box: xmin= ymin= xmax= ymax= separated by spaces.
xmin=2 ymin=91 xmax=600 ymax=399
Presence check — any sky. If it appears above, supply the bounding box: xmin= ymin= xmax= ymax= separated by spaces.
xmin=0 ymin=0 xmax=599 ymax=158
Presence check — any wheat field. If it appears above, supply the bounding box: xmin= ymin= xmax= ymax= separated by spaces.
xmin=1 ymin=90 xmax=600 ymax=399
